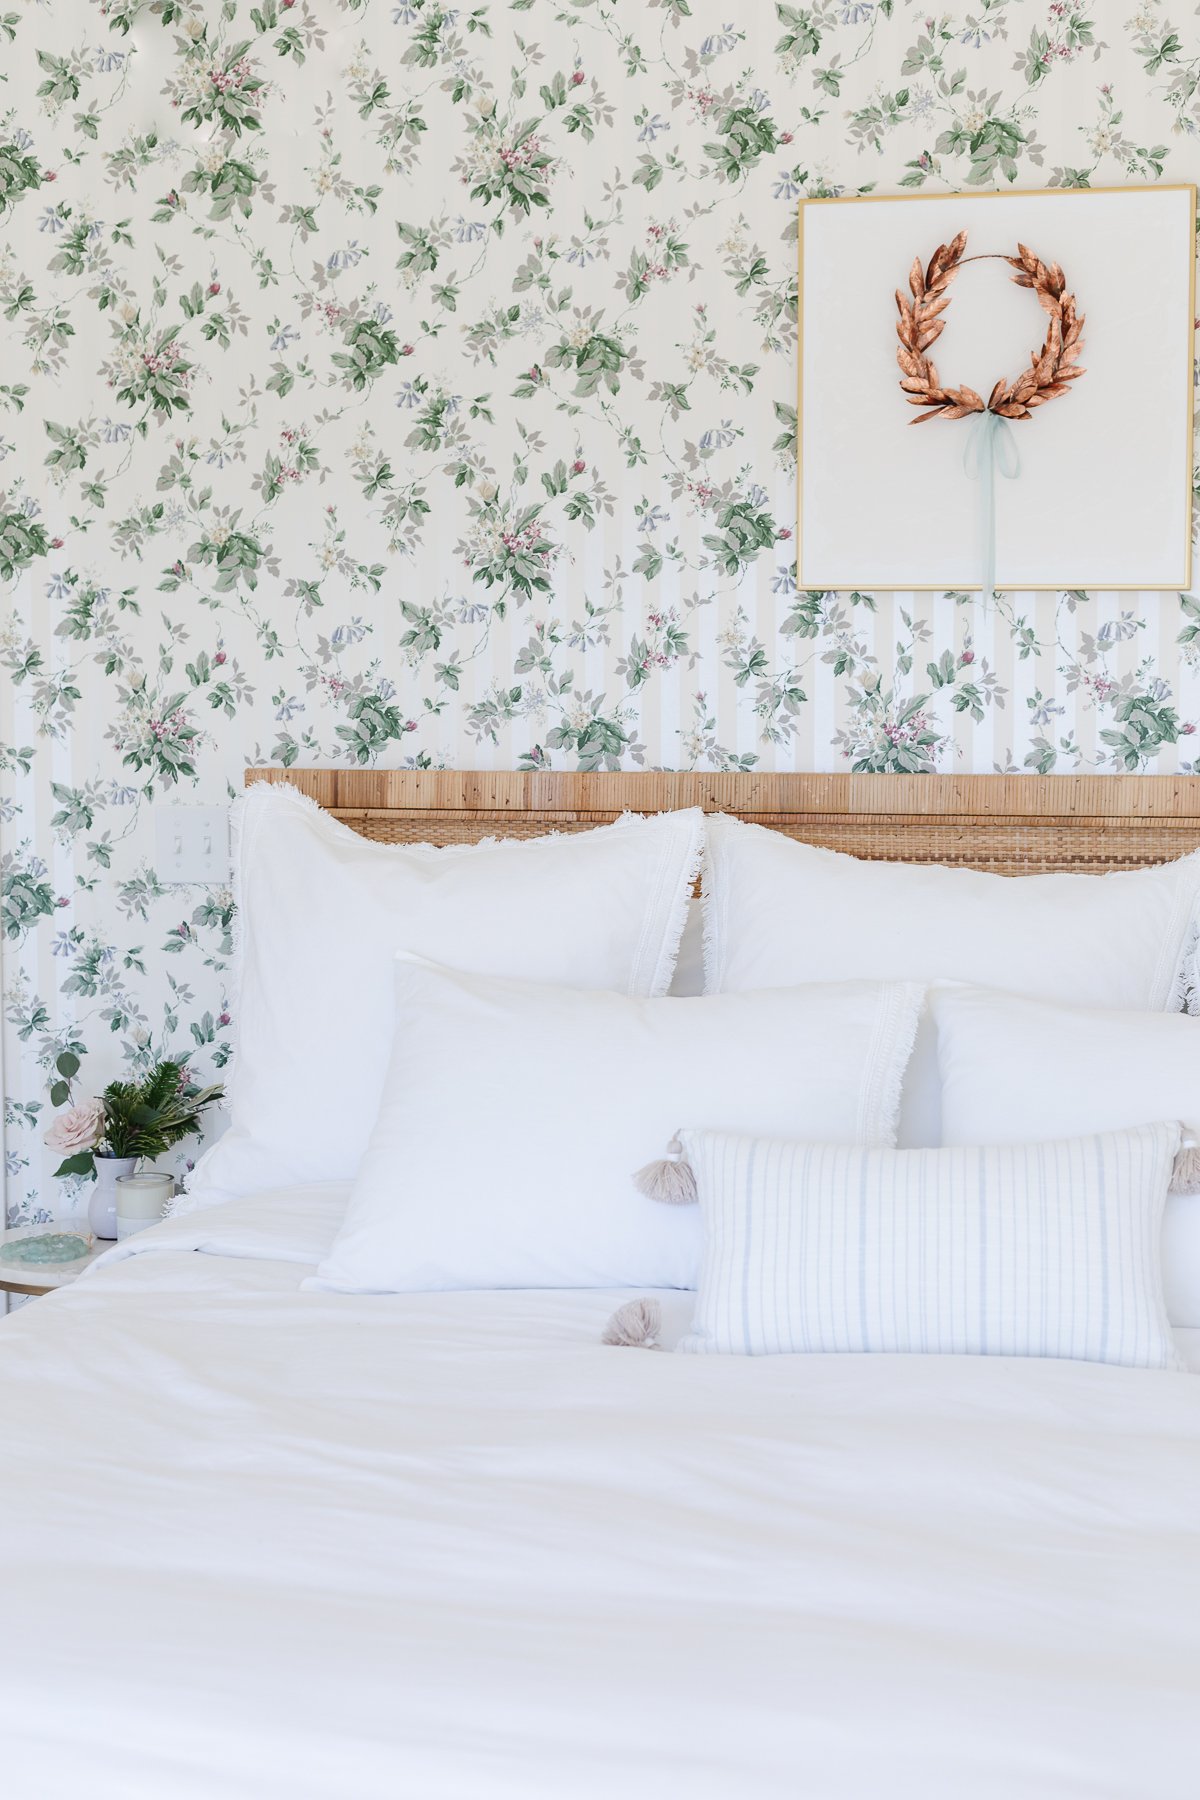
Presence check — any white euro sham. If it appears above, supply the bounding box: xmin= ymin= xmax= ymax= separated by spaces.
xmin=184 ymin=785 xmax=704 ymax=1208
xmin=702 ymin=815 xmax=1200 ymax=1004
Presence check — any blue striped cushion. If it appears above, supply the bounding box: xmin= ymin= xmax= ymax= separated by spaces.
xmin=679 ymin=1123 xmax=1182 ymax=1369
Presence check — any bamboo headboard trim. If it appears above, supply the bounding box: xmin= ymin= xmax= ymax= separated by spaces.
xmin=243 ymin=770 xmax=1200 ymax=875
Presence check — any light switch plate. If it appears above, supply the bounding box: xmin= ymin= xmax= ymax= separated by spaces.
xmin=155 ymin=805 xmax=230 ymax=885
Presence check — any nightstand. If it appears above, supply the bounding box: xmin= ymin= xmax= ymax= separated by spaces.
xmin=0 ymin=1225 xmax=107 ymax=1310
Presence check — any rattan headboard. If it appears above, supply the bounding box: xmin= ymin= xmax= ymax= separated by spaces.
xmin=243 ymin=770 xmax=1200 ymax=875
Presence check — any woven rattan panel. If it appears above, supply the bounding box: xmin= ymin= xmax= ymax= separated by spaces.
xmin=244 ymin=770 xmax=1200 ymax=875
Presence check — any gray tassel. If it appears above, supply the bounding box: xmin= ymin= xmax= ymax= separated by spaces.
xmin=602 ymin=1297 xmax=662 ymax=1349
xmin=633 ymin=1133 xmax=698 ymax=1205
xmin=1171 ymin=1143 xmax=1200 ymax=1195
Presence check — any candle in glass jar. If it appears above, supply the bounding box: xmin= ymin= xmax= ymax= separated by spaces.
xmin=114 ymin=1172 xmax=174 ymax=1239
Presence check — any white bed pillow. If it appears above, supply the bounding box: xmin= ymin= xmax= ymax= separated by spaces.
xmin=932 ymin=982 xmax=1200 ymax=1326
xmin=310 ymin=957 xmax=923 ymax=1293
xmin=679 ymin=1123 xmax=1182 ymax=1370
xmin=702 ymin=816 xmax=1200 ymax=1146
xmin=185 ymin=785 xmax=703 ymax=1207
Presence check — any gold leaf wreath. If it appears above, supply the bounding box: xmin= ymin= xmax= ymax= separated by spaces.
xmin=895 ymin=231 xmax=1086 ymax=425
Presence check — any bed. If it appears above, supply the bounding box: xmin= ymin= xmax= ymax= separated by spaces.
xmin=1 ymin=772 xmax=1199 ymax=1798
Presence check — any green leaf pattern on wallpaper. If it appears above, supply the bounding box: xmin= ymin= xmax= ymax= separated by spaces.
xmin=1 ymin=0 xmax=1199 ymax=1217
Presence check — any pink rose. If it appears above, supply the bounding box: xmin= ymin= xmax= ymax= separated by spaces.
xmin=44 ymin=1099 xmax=105 ymax=1155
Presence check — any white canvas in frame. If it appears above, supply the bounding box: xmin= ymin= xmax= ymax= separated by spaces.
xmin=797 ymin=186 xmax=1195 ymax=593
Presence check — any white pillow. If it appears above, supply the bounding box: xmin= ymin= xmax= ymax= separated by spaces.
xmin=185 ymin=785 xmax=703 ymax=1207
xmin=310 ymin=957 xmax=923 ymax=1293
xmin=679 ymin=1123 xmax=1182 ymax=1370
xmin=932 ymin=982 xmax=1200 ymax=1326
xmin=702 ymin=816 xmax=1200 ymax=1146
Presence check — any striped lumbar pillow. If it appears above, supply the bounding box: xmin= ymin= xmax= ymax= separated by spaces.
xmin=679 ymin=1123 xmax=1182 ymax=1369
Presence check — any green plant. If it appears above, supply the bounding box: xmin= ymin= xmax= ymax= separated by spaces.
xmin=46 ymin=1054 xmax=223 ymax=1180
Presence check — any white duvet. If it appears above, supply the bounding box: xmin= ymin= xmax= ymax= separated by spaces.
xmin=0 ymin=1187 xmax=1198 ymax=1800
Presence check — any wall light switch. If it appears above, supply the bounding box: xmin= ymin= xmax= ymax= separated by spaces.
xmin=155 ymin=805 xmax=230 ymax=885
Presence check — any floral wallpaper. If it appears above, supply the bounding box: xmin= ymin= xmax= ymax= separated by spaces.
xmin=2 ymin=0 xmax=1200 ymax=1220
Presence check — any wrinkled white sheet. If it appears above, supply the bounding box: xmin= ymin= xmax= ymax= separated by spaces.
xmin=0 ymin=1188 xmax=1198 ymax=1800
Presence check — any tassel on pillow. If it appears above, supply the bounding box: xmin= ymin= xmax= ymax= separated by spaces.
xmin=633 ymin=1133 xmax=697 ymax=1205
xmin=1171 ymin=1133 xmax=1200 ymax=1195
xmin=602 ymin=1297 xmax=662 ymax=1349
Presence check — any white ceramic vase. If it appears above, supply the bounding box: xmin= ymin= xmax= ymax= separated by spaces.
xmin=88 ymin=1155 xmax=138 ymax=1241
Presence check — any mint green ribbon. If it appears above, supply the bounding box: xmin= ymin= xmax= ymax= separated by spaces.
xmin=962 ymin=411 xmax=1020 ymax=608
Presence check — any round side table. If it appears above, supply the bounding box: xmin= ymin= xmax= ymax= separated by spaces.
xmin=0 ymin=1225 xmax=107 ymax=1307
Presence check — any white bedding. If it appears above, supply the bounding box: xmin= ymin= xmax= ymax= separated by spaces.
xmin=0 ymin=1189 xmax=1198 ymax=1799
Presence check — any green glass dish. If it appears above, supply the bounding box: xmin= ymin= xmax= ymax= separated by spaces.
xmin=0 ymin=1232 xmax=91 ymax=1266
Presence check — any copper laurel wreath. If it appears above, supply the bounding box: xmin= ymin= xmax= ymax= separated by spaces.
xmin=895 ymin=231 xmax=1086 ymax=424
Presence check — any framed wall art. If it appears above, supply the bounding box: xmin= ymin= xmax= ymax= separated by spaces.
xmin=796 ymin=185 xmax=1196 ymax=595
